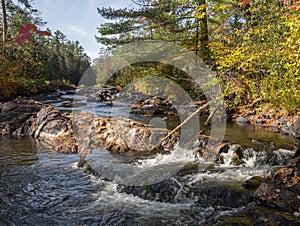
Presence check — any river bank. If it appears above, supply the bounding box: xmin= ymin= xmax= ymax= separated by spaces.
xmin=5 ymin=86 xmax=300 ymax=139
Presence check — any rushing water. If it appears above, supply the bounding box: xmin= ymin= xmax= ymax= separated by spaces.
xmin=0 ymin=94 xmax=297 ymax=225
xmin=0 ymin=136 xmax=296 ymax=225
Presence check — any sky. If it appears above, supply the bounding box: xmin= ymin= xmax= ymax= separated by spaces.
xmin=33 ymin=0 xmax=132 ymax=60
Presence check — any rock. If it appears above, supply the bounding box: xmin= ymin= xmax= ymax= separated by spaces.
xmin=176 ymin=161 xmax=200 ymax=176
xmin=33 ymin=106 xmax=77 ymax=153
xmin=0 ymin=100 xmax=180 ymax=156
xmin=74 ymin=111 xmax=179 ymax=158
xmin=243 ymin=176 xmax=263 ymax=190
xmin=281 ymin=126 xmax=294 ymax=136
xmin=0 ymin=101 xmax=77 ymax=153
xmin=253 ymin=162 xmax=300 ymax=215
xmin=257 ymin=149 xmax=294 ymax=167
xmin=87 ymin=87 xmax=119 ymax=102
xmin=119 ymin=180 xmax=253 ymax=208
xmin=130 ymin=96 xmax=177 ymax=117
xmin=250 ymin=206 xmax=298 ymax=226
xmin=286 ymin=156 xmax=300 ymax=171
xmin=214 ymin=143 xmax=256 ymax=167
xmin=236 ymin=116 xmax=249 ymax=124
xmin=34 ymin=106 xmax=68 ymax=139
xmin=294 ymin=145 xmax=300 ymax=158
xmin=0 ymin=100 xmax=42 ymax=136
xmin=194 ymin=183 xmax=253 ymax=208
xmin=292 ymin=116 xmax=300 ymax=139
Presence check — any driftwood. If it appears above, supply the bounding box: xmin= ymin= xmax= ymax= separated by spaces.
xmin=159 ymin=102 xmax=210 ymax=145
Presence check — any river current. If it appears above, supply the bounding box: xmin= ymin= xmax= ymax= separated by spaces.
xmin=0 ymin=94 xmax=297 ymax=225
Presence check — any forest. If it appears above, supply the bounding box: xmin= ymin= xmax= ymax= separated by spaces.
xmin=95 ymin=0 xmax=300 ymax=114
xmin=1 ymin=0 xmax=300 ymax=114
xmin=0 ymin=0 xmax=90 ymax=97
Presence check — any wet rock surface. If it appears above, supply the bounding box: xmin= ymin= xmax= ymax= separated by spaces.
xmin=249 ymin=206 xmax=299 ymax=226
xmin=86 ymin=87 xmax=119 ymax=102
xmin=34 ymin=106 xmax=77 ymax=154
xmin=118 ymin=177 xmax=253 ymax=208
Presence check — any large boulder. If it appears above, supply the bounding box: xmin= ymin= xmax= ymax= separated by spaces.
xmin=34 ymin=106 xmax=77 ymax=153
xmin=0 ymin=100 xmax=42 ymax=136
xmin=0 ymin=101 xmax=178 ymax=155
xmin=74 ymin=111 xmax=179 ymax=158
xmin=0 ymin=101 xmax=77 ymax=153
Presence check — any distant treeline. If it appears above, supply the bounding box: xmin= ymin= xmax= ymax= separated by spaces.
xmin=0 ymin=0 xmax=90 ymax=97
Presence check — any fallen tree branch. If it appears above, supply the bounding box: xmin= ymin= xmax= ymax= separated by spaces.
xmin=186 ymin=106 xmax=219 ymax=147
xmin=159 ymin=102 xmax=210 ymax=145
xmin=204 ymin=106 xmax=218 ymax=127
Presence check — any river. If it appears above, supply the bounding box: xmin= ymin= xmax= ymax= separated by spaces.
xmin=0 ymin=94 xmax=297 ymax=225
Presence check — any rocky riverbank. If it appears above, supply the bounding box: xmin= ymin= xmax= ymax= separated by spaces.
xmin=0 ymin=100 xmax=178 ymax=155
xmin=232 ymin=103 xmax=300 ymax=139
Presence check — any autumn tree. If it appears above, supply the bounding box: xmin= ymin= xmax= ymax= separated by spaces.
xmin=210 ymin=0 xmax=300 ymax=112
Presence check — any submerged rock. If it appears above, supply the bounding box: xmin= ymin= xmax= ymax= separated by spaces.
xmin=243 ymin=176 xmax=263 ymax=190
xmin=119 ymin=178 xmax=253 ymax=208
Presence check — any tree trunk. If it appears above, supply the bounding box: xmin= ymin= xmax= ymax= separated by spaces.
xmin=198 ymin=0 xmax=209 ymax=63
xmin=1 ymin=0 xmax=7 ymax=42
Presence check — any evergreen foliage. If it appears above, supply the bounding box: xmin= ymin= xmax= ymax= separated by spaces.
xmin=0 ymin=0 xmax=90 ymax=98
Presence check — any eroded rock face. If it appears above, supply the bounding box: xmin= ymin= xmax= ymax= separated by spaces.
xmin=74 ymin=111 xmax=178 ymax=158
xmin=34 ymin=106 xmax=77 ymax=153
xmin=0 ymin=101 xmax=77 ymax=153
xmin=0 ymin=100 xmax=42 ymax=136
